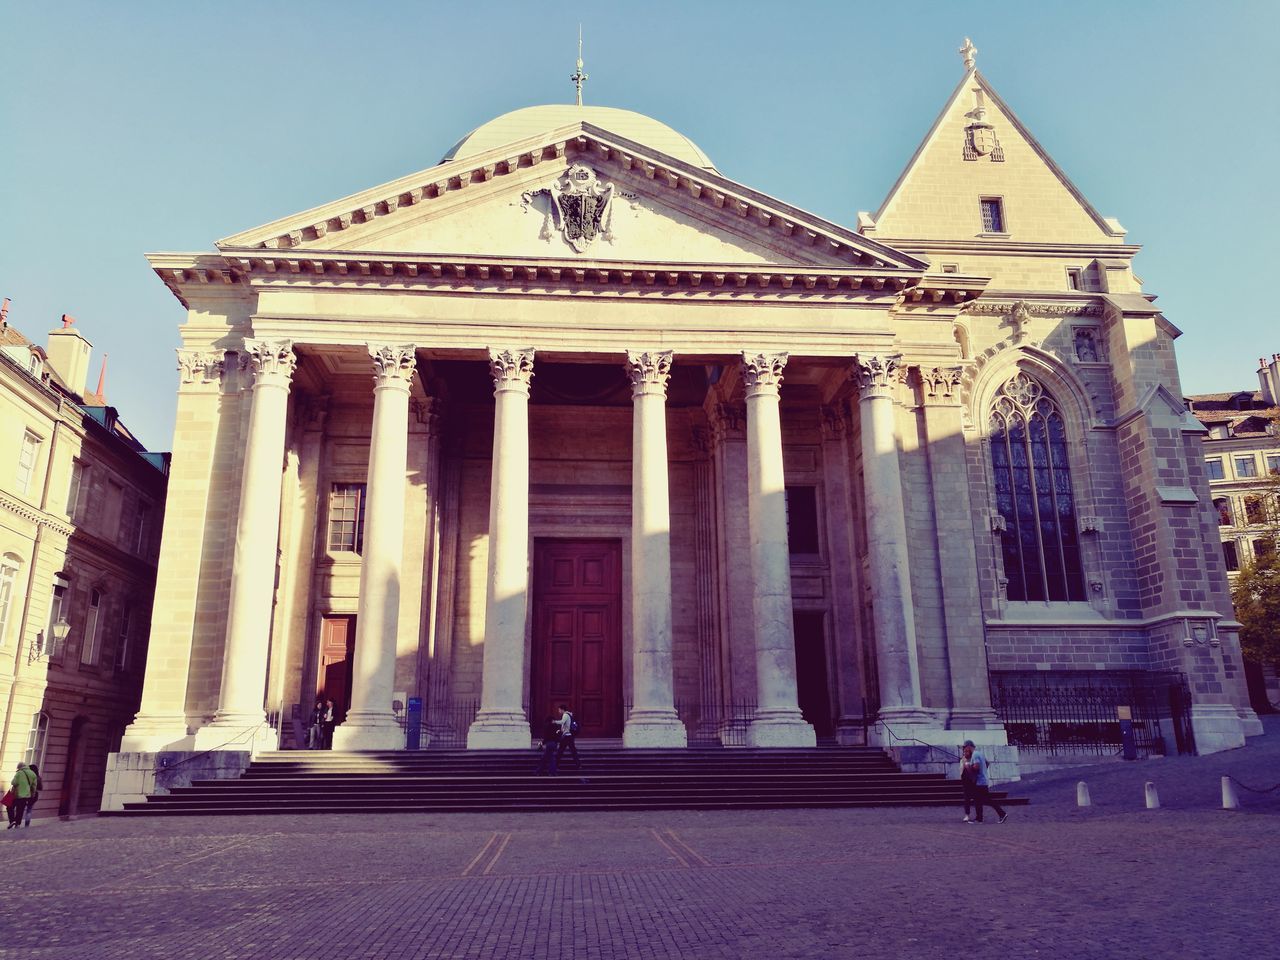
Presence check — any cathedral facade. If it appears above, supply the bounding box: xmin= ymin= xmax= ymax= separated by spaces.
xmin=110 ymin=48 xmax=1260 ymax=802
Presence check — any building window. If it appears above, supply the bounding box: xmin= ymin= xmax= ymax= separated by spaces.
xmin=80 ymin=588 xmax=103 ymax=665
xmin=1235 ymin=456 xmax=1258 ymax=478
xmin=1065 ymin=267 xmax=1084 ymax=291
xmin=133 ymin=503 xmax=151 ymax=554
xmin=1206 ymin=458 xmax=1225 ymax=481
xmin=785 ymin=486 xmax=821 ymax=555
xmin=327 ymin=483 xmax=366 ymax=553
xmin=114 ymin=604 xmax=133 ymax=672
xmin=47 ymin=574 xmax=69 ymax=659
xmin=988 ymin=373 xmax=1086 ymax=602
xmin=16 ymin=431 xmax=41 ymax=494
xmin=0 ymin=556 xmax=19 ymax=648
xmin=1214 ymin=497 xmax=1234 ymax=527
xmin=1255 ymin=538 xmax=1275 ymax=561
xmin=1267 ymin=454 xmax=1280 ymax=476
xmin=1245 ymin=497 xmax=1266 ymax=525
xmin=24 ymin=713 xmax=49 ymax=767
xmin=941 ymin=263 xmax=958 ymax=274
xmin=66 ymin=461 xmax=86 ymax=519
xmin=105 ymin=481 xmax=125 ymax=542
xmin=28 ymin=353 xmax=40 ymax=376
xmin=980 ymin=197 xmax=1006 ymax=233
xmin=1223 ymin=540 xmax=1239 ymax=572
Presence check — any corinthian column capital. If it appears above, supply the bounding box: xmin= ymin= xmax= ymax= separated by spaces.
xmin=625 ymin=349 xmax=674 ymax=398
xmin=741 ymin=351 xmax=788 ymax=398
xmin=367 ymin=343 xmax=418 ymax=389
xmin=488 ymin=347 xmax=535 ymax=395
xmin=851 ymin=353 xmax=901 ymax=399
xmin=242 ymin=338 xmax=297 ymax=387
xmin=919 ymin=365 xmax=965 ymax=405
xmin=176 ymin=348 xmax=226 ymax=386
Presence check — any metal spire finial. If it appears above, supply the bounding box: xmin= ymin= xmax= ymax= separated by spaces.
xmin=959 ymin=37 xmax=977 ymax=71
xmin=571 ymin=25 xmax=588 ymax=106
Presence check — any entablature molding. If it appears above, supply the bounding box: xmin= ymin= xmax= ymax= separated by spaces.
xmin=872 ymin=238 xmax=1142 ymax=260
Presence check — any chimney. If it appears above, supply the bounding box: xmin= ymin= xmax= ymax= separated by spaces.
xmin=1263 ymin=353 xmax=1280 ymax=407
xmin=45 ymin=314 xmax=94 ymax=398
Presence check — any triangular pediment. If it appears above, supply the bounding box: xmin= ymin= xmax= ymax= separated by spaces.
xmin=866 ymin=70 xmax=1127 ymax=244
xmin=217 ymin=123 xmax=927 ymax=272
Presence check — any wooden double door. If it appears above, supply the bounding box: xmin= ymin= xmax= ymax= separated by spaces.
xmin=531 ymin=539 xmax=623 ymax=738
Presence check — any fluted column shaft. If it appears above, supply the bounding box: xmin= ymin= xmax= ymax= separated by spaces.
xmin=742 ymin=352 xmax=816 ymax=747
xmin=623 ymin=351 xmax=686 ymax=747
xmin=468 ymin=348 xmax=535 ymax=748
xmin=195 ymin=339 xmax=295 ymax=749
xmin=333 ymin=344 xmax=417 ymax=750
xmin=853 ymin=353 xmax=928 ymax=724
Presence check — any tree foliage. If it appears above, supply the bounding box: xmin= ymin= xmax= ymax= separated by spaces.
xmin=1233 ymin=431 xmax=1280 ymax=665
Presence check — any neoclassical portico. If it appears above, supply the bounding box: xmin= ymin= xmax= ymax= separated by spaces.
xmin=116 ymin=65 xmax=1260 ymax=793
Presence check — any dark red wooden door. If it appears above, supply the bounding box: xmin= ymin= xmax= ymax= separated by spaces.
xmin=532 ymin=540 xmax=622 ymax=738
xmin=318 ymin=615 xmax=356 ymax=722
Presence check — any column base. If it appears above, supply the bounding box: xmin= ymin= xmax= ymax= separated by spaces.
xmin=331 ymin=713 xmax=405 ymax=751
xmin=947 ymin=708 xmax=1004 ymax=730
xmin=623 ymin=711 xmax=688 ymax=748
xmin=1238 ymin=707 xmax=1265 ymax=737
xmin=118 ymin=715 xmax=194 ymax=753
xmin=1190 ymin=704 xmax=1247 ymax=754
xmin=191 ymin=719 xmax=278 ymax=753
xmin=748 ymin=710 xmax=816 ymax=747
xmin=467 ymin=711 xmax=531 ymax=749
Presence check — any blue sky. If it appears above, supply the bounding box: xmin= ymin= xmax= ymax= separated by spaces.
xmin=3 ymin=1 xmax=1277 ymax=449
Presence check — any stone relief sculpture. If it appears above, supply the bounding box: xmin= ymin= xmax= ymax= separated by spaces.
xmin=1074 ymin=327 xmax=1101 ymax=362
xmin=522 ymin=163 xmax=617 ymax=252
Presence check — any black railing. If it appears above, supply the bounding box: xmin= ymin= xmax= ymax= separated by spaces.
xmin=674 ymin=698 xmax=758 ymax=747
xmin=990 ymin=670 xmax=1196 ymax=757
xmin=424 ymin=698 xmax=480 ymax=749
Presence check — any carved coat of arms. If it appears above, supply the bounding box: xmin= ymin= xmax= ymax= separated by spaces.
xmin=964 ymin=122 xmax=1005 ymax=161
xmin=522 ymin=163 xmax=617 ymax=252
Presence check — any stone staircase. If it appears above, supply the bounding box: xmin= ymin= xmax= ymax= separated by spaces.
xmin=105 ymin=746 xmax=1026 ymax=816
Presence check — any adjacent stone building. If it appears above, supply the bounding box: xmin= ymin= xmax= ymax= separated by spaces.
xmin=110 ymin=42 xmax=1260 ymax=805
xmin=1185 ymin=354 xmax=1280 ymax=708
xmin=0 ymin=306 xmax=168 ymax=817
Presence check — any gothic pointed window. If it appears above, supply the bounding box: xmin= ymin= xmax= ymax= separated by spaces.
xmin=988 ymin=373 xmax=1086 ymax=602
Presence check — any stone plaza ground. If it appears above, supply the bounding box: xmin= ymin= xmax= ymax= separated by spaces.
xmin=3 ymin=719 xmax=1279 ymax=960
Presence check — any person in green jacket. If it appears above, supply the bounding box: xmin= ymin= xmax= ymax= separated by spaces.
xmin=8 ymin=762 xmax=37 ymax=829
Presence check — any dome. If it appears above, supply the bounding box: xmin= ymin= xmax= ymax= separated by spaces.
xmin=442 ymin=105 xmax=716 ymax=171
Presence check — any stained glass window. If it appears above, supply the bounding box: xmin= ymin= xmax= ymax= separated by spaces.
xmin=989 ymin=373 xmax=1086 ymax=602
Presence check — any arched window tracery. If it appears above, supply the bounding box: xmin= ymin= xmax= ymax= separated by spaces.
xmin=988 ymin=373 xmax=1086 ymax=602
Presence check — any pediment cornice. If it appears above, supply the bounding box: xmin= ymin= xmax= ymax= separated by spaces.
xmin=214 ymin=123 xmax=927 ymax=273
xmin=153 ymin=249 xmax=987 ymax=309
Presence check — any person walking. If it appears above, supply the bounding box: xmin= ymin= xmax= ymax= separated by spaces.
xmin=533 ymin=713 xmax=561 ymax=776
xmin=554 ymin=704 xmax=581 ymax=773
xmin=8 ymin=762 xmax=37 ymax=829
xmin=959 ymin=748 xmax=978 ymax=823
xmin=962 ymin=740 xmax=1008 ymax=824
xmin=20 ymin=765 xmax=41 ymax=827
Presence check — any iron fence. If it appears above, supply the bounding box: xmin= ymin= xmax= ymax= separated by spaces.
xmin=990 ymin=670 xmax=1195 ymax=757
xmin=425 ymin=698 xmax=481 ymax=749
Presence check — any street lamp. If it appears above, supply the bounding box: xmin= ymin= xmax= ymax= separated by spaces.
xmin=29 ymin=618 xmax=72 ymax=663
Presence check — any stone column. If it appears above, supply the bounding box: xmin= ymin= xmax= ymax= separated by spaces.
xmin=742 ymin=352 xmax=815 ymax=747
xmin=332 ymin=344 xmax=417 ymax=750
xmin=623 ymin=350 xmax=687 ymax=747
xmin=853 ymin=353 xmax=930 ymax=728
xmin=918 ymin=366 xmax=1000 ymax=729
xmin=468 ymin=348 xmax=535 ymax=748
xmin=193 ymin=339 xmax=296 ymax=750
xmin=121 ymin=349 xmax=227 ymax=752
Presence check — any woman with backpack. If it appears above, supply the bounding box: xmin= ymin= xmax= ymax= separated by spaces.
xmin=21 ymin=765 xmax=41 ymax=826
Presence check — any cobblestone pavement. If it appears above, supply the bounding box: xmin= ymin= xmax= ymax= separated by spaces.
xmin=3 ymin=719 xmax=1278 ymax=960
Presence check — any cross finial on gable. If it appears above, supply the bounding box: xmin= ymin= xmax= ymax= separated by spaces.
xmin=959 ymin=37 xmax=977 ymax=71
xmin=570 ymin=25 xmax=588 ymax=107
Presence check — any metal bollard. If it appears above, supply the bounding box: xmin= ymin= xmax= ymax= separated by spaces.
xmin=1076 ymin=781 xmax=1092 ymax=807
xmin=1144 ymin=781 xmax=1160 ymax=809
xmin=1221 ymin=776 xmax=1240 ymax=810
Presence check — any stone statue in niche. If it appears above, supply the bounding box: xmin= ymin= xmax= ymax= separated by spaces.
xmin=1074 ymin=327 xmax=1100 ymax=363
xmin=521 ymin=163 xmax=616 ymax=252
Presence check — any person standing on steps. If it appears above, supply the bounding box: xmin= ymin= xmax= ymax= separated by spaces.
xmin=321 ymin=699 xmax=336 ymax=750
xmin=308 ymin=698 xmax=325 ymax=750
xmin=554 ymin=704 xmax=582 ymax=774
xmin=962 ymin=740 xmax=1008 ymax=824
xmin=534 ymin=712 xmax=561 ymax=776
